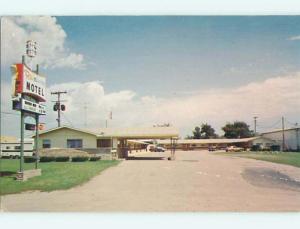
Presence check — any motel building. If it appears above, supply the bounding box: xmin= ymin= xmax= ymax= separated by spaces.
xmin=155 ymin=127 xmax=299 ymax=152
xmin=36 ymin=126 xmax=179 ymax=159
xmin=32 ymin=125 xmax=300 ymax=159
xmin=2 ymin=126 xmax=299 ymax=159
xmin=156 ymin=137 xmax=277 ymax=151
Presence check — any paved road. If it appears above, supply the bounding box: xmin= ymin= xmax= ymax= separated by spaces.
xmin=1 ymin=150 xmax=300 ymax=212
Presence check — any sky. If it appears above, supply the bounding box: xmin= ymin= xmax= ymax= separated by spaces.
xmin=1 ymin=16 xmax=300 ymax=138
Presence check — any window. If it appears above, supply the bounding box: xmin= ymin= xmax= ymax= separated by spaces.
xmin=97 ymin=139 xmax=111 ymax=148
xmin=6 ymin=146 xmax=11 ymax=149
xmin=42 ymin=139 xmax=51 ymax=148
xmin=15 ymin=146 xmax=21 ymax=150
xmin=67 ymin=139 xmax=83 ymax=148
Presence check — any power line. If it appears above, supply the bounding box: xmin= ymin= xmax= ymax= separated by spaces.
xmin=61 ymin=112 xmax=74 ymax=127
xmin=73 ymin=102 xmax=90 ymax=127
xmin=285 ymin=118 xmax=299 ymax=127
xmin=282 ymin=116 xmax=286 ymax=151
xmin=256 ymin=118 xmax=281 ymax=130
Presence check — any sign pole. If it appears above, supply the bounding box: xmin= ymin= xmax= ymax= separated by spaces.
xmin=35 ymin=64 xmax=39 ymax=169
xmin=35 ymin=114 xmax=39 ymax=169
xmin=19 ymin=55 xmax=25 ymax=175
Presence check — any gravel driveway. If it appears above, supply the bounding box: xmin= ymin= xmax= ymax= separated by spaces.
xmin=1 ymin=150 xmax=300 ymax=212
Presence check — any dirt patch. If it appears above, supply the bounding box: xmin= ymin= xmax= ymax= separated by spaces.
xmin=242 ymin=167 xmax=300 ymax=192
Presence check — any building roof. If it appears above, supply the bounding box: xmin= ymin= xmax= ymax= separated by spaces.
xmin=37 ymin=126 xmax=179 ymax=139
xmin=127 ymin=140 xmax=150 ymax=145
xmin=36 ymin=126 xmax=98 ymax=137
xmin=252 ymin=136 xmax=277 ymax=143
xmin=261 ymin=127 xmax=300 ymax=135
xmin=93 ymin=127 xmax=179 ymax=139
xmin=157 ymin=137 xmax=260 ymax=145
xmin=0 ymin=135 xmax=18 ymax=143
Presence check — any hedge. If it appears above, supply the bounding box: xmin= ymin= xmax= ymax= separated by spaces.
xmin=24 ymin=156 xmax=36 ymax=163
xmin=89 ymin=156 xmax=101 ymax=161
xmin=39 ymin=156 xmax=56 ymax=162
xmin=71 ymin=156 xmax=89 ymax=162
xmin=55 ymin=156 xmax=70 ymax=162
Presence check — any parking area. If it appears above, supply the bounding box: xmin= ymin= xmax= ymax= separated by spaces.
xmin=1 ymin=150 xmax=300 ymax=212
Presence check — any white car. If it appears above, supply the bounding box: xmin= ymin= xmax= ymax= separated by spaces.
xmin=155 ymin=146 xmax=166 ymax=152
xmin=225 ymin=146 xmax=244 ymax=152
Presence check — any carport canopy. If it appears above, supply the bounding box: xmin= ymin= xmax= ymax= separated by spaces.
xmin=92 ymin=127 xmax=179 ymax=140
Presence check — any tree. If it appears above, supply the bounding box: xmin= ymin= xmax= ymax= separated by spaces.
xmin=192 ymin=126 xmax=201 ymax=139
xmin=185 ymin=135 xmax=194 ymax=139
xmin=222 ymin=121 xmax=254 ymax=139
xmin=200 ymin=123 xmax=217 ymax=139
xmin=189 ymin=124 xmax=217 ymax=139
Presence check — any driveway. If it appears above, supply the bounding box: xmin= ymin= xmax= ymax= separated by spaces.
xmin=1 ymin=150 xmax=300 ymax=212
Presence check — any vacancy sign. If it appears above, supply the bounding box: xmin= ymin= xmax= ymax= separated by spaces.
xmin=22 ymin=99 xmax=46 ymax=115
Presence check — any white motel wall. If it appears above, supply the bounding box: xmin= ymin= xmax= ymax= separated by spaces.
xmin=37 ymin=127 xmax=97 ymax=149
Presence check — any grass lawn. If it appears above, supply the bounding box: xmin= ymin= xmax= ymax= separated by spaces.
xmin=0 ymin=159 xmax=120 ymax=195
xmin=216 ymin=151 xmax=300 ymax=168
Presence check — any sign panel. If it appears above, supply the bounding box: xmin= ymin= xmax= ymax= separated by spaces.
xmin=11 ymin=64 xmax=46 ymax=102
xmin=25 ymin=123 xmax=36 ymax=131
xmin=21 ymin=99 xmax=46 ymax=115
xmin=12 ymin=99 xmax=21 ymax=111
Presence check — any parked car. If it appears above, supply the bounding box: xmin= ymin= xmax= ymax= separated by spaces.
xmin=155 ymin=146 xmax=166 ymax=152
xmin=208 ymin=146 xmax=217 ymax=151
xmin=149 ymin=145 xmax=166 ymax=152
xmin=225 ymin=146 xmax=244 ymax=152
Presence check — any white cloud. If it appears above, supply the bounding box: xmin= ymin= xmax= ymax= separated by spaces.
xmin=1 ymin=16 xmax=85 ymax=69
xmin=2 ymin=73 xmax=300 ymax=137
xmin=288 ymin=35 xmax=300 ymax=41
xmin=44 ymin=73 xmax=300 ymax=135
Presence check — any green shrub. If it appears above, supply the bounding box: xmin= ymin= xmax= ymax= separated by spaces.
xmin=251 ymin=145 xmax=260 ymax=151
xmin=55 ymin=156 xmax=70 ymax=162
xmin=270 ymin=145 xmax=281 ymax=151
xmin=89 ymin=156 xmax=101 ymax=161
xmin=40 ymin=156 xmax=56 ymax=162
xmin=71 ymin=156 xmax=89 ymax=162
xmin=24 ymin=156 xmax=36 ymax=163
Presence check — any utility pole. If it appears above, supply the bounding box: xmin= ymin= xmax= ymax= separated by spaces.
xmin=51 ymin=91 xmax=67 ymax=127
xmin=84 ymin=102 xmax=88 ymax=128
xmin=105 ymin=110 xmax=112 ymax=128
xmin=282 ymin=116 xmax=285 ymax=152
xmin=295 ymin=123 xmax=299 ymax=151
xmin=253 ymin=116 xmax=258 ymax=135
